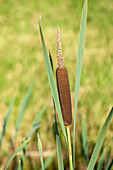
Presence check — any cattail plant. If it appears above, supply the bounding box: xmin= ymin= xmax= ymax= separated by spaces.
xmin=2 ymin=1 xmax=113 ymax=169
xmin=56 ymin=26 xmax=73 ymax=170
xmin=56 ymin=26 xmax=72 ymax=126
xmin=39 ymin=1 xmax=113 ymax=169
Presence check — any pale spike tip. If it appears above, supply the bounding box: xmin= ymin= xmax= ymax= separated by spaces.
xmin=57 ymin=25 xmax=64 ymax=68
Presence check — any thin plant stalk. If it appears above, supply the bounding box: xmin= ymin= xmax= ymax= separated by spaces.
xmin=49 ymin=51 xmax=64 ymax=170
xmin=56 ymin=26 xmax=73 ymax=169
xmin=66 ymin=126 xmax=73 ymax=170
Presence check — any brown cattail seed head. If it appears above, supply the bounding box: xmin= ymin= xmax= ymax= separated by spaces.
xmin=56 ymin=67 xmax=72 ymax=126
xmin=56 ymin=26 xmax=72 ymax=126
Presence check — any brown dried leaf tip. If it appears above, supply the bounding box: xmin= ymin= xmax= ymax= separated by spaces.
xmin=56 ymin=26 xmax=72 ymax=126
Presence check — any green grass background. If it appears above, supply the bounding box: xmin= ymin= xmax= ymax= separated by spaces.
xmin=0 ymin=0 xmax=113 ymax=169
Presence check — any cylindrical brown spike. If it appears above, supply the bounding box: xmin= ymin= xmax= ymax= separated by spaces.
xmin=56 ymin=67 xmax=72 ymax=126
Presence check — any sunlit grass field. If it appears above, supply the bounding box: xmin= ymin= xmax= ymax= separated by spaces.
xmin=0 ymin=0 xmax=113 ymax=169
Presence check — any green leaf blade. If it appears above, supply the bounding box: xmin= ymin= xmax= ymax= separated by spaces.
xmin=5 ymin=138 xmax=30 ymax=170
xmin=87 ymin=108 xmax=113 ymax=170
xmin=33 ymin=105 xmax=46 ymax=127
xmin=18 ymin=104 xmax=47 ymax=170
xmin=0 ymin=98 xmax=15 ymax=149
xmin=18 ymin=123 xmax=46 ymax=170
xmin=108 ymin=159 xmax=113 ymax=170
xmin=73 ymin=0 xmax=87 ymax=167
xmin=37 ymin=134 xmax=44 ymax=170
xmin=97 ymin=151 xmax=105 ymax=170
xmin=39 ymin=19 xmax=67 ymax=144
xmin=55 ymin=114 xmax=64 ymax=170
xmin=105 ymin=150 xmax=111 ymax=170
xmin=82 ymin=117 xmax=89 ymax=166
xmin=14 ymin=80 xmax=35 ymax=141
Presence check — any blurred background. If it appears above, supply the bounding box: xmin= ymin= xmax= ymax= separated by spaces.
xmin=0 ymin=0 xmax=113 ymax=169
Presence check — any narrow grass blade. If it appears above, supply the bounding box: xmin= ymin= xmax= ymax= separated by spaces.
xmin=28 ymin=123 xmax=46 ymax=138
xmin=14 ymin=80 xmax=35 ymax=141
xmin=0 ymin=98 xmax=15 ymax=149
xmin=97 ymin=151 xmax=105 ymax=170
xmin=54 ymin=97 xmax=64 ymax=170
xmin=73 ymin=0 xmax=87 ymax=167
xmin=105 ymin=150 xmax=111 ymax=170
xmin=55 ymin=114 xmax=64 ymax=170
xmin=18 ymin=104 xmax=47 ymax=170
xmin=18 ymin=144 xmax=27 ymax=170
xmin=5 ymin=138 xmax=30 ymax=170
xmin=18 ymin=123 xmax=46 ymax=170
xmin=33 ymin=105 xmax=46 ymax=127
xmin=49 ymin=50 xmax=54 ymax=72
xmin=37 ymin=134 xmax=44 ymax=170
xmin=44 ymin=151 xmax=56 ymax=169
xmin=87 ymin=108 xmax=113 ymax=170
xmin=108 ymin=159 xmax=113 ymax=170
xmin=82 ymin=117 xmax=89 ymax=166
xmin=39 ymin=19 xmax=67 ymax=144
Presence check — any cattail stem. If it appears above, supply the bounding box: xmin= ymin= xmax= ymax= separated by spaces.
xmin=66 ymin=126 xmax=73 ymax=170
xmin=56 ymin=26 xmax=72 ymax=126
xmin=56 ymin=26 xmax=73 ymax=169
